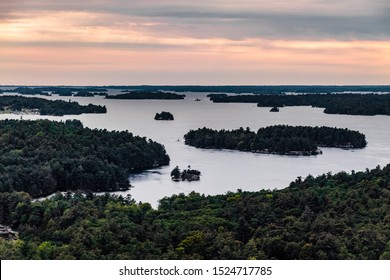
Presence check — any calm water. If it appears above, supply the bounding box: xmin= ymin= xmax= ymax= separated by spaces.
xmin=1 ymin=90 xmax=389 ymax=207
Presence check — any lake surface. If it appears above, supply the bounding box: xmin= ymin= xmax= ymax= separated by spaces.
xmin=1 ymin=89 xmax=389 ymax=207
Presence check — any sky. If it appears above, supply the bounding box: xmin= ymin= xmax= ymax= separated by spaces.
xmin=0 ymin=0 xmax=389 ymax=85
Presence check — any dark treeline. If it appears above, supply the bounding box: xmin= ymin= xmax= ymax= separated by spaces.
xmin=35 ymin=87 xmax=107 ymax=92
xmin=73 ymin=91 xmax=94 ymax=97
xmin=184 ymin=126 xmax=366 ymax=155
xmin=5 ymin=87 xmax=50 ymax=96
xmin=106 ymin=91 xmax=185 ymax=100
xmin=103 ymin=85 xmax=390 ymax=94
xmin=4 ymin=86 xmax=390 ymax=95
xmin=0 ymin=119 xmax=170 ymax=197
xmin=53 ymin=89 xmax=107 ymax=97
xmin=2 ymin=87 xmax=107 ymax=97
xmin=0 ymin=96 xmax=106 ymax=116
xmin=0 ymin=164 xmax=389 ymax=259
xmin=211 ymin=93 xmax=390 ymax=116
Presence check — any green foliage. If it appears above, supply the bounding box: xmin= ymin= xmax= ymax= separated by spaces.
xmin=1 ymin=165 xmax=389 ymax=259
xmin=0 ymin=96 xmax=106 ymax=116
xmin=184 ymin=126 xmax=366 ymax=155
xmin=0 ymin=119 xmax=170 ymax=197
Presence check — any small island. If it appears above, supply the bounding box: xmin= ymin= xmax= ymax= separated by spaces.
xmin=184 ymin=125 xmax=367 ymax=156
xmin=0 ymin=96 xmax=106 ymax=116
xmin=270 ymin=106 xmax=279 ymax=112
xmin=73 ymin=90 xmax=94 ymax=97
xmin=154 ymin=111 xmax=174 ymax=120
xmin=106 ymin=91 xmax=185 ymax=100
xmin=171 ymin=166 xmax=201 ymax=181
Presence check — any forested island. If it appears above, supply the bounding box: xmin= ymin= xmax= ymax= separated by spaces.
xmin=0 ymin=119 xmax=170 ymax=197
xmin=210 ymin=93 xmax=390 ymax=116
xmin=0 ymin=96 xmax=106 ymax=116
xmin=106 ymin=91 xmax=185 ymax=100
xmin=171 ymin=166 xmax=201 ymax=181
xmin=154 ymin=111 xmax=174 ymax=120
xmin=184 ymin=126 xmax=366 ymax=155
xmin=0 ymin=164 xmax=389 ymax=259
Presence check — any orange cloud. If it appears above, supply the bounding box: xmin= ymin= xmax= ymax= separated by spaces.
xmin=0 ymin=10 xmax=389 ymax=85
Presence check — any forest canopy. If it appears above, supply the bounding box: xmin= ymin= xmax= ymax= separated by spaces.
xmin=0 ymin=119 xmax=170 ymax=197
xmin=0 ymin=164 xmax=389 ymax=260
xmin=0 ymin=96 xmax=106 ymax=116
xmin=184 ymin=126 xmax=366 ymax=155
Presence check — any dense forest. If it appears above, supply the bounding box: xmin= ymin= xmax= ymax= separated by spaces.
xmin=0 ymin=96 xmax=106 ymax=116
xmin=154 ymin=111 xmax=174 ymax=120
xmin=0 ymin=119 xmax=170 ymax=197
xmin=106 ymin=91 xmax=185 ymax=100
xmin=184 ymin=126 xmax=366 ymax=155
xmin=0 ymin=164 xmax=389 ymax=259
xmin=210 ymin=93 xmax=390 ymax=116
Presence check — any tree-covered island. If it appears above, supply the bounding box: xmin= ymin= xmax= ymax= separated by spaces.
xmin=171 ymin=166 xmax=201 ymax=181
xmin=210 ymin=93 xmax=390 ymax=116
xmin=0 ymin=96 xmax=106 ymax=116
xmin=184 ymin=126 xmax=366 ymax=155
xmin=154 ymin=111 xmax=174 ymax=120
xmin=106 ymin=91 xmax=185 ymax=100
xmin=0 ymin=119 xmax=170 ymax=197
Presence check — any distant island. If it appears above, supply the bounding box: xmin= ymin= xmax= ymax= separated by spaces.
xmin=154 ymin=111 xmax=174 ymax=120
xmin=171 ymin=166 xmax=201 ymax=181
xmin=106 ymin=91 xmax=185 ymax=100
xmin=184 ymin=125 xmax=367 ymax=155
xmin=210 ymin=93 xmax=390 ymax=116
xmin=102 ymin=85 xmax=390 ymax=95
xmin=0 ymin=119 xmax=170 ymax=197
xmin=1 ymin=87 xmax=108 ymax=97
xmin=5 ymin=87 xmax=50 ymax=96
xmin=0 ymin=96 xmax=106 ymax=116
xmin=73 ymin=90 xmax=94 ymax=97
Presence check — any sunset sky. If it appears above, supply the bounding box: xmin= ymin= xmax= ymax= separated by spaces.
xmin=0 ymin=0 xmax=389 ymax=85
